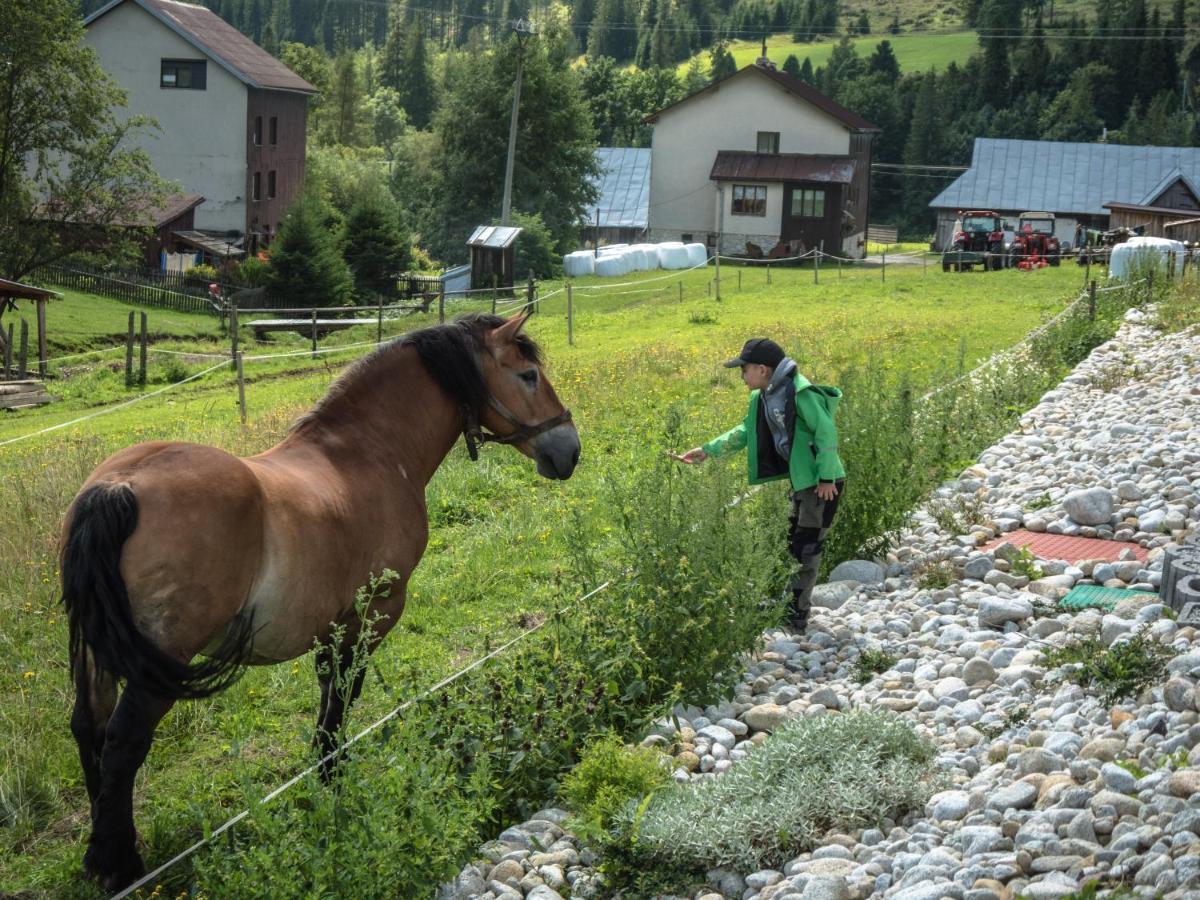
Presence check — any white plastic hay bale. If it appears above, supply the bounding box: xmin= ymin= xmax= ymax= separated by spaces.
xmin=562 ymin=250 xmax=595 ymax=277
xmin=630 ymin=243 xmax=661 ymax=271
xmin=594 ymin=253 xmax=630 ymax=277
xmin=1109 ymin=236 xmax=1185 ymax=279
xmin=658 ymin=242 xmax=690 ymax=270
xmin=684 ymin=242 xmax=708 ymax=267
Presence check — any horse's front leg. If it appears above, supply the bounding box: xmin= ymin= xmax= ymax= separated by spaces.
xmin=84 ymin=684 xmax=174 ymax=891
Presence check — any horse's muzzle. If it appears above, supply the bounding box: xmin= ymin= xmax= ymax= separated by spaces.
xmin=533 ymin=425 xmax=580 ymax=480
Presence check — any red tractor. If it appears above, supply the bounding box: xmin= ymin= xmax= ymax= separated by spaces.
xmin=1008 ymin=212 xmax=1061 ymax=269
xmin=943 ymin=211 xmax=1006 ymax=271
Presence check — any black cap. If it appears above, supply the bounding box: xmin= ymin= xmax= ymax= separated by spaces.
xmin=723 ymin=337 xmax=785 ymax=369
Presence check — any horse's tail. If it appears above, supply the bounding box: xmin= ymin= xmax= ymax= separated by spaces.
xmin=62 ymin=482 xmax=253 ymax=700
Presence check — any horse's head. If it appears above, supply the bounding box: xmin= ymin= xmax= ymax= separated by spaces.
xmin=476 ymin=313 xmax=580 ymax=480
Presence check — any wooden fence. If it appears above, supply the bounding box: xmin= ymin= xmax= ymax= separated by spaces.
xmin=37 ymin=264 xmax=223 ymax=315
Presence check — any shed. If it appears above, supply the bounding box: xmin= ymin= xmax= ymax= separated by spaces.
xmin=583 ymin=148 xmax=651 ymax=246
xmin=0 ymin=278 xmax=60 ymax=380
xmin=467 ymin=225 xmax=522 ymax=290
xmin=929 ymin=139 xmax=1200 ymax=250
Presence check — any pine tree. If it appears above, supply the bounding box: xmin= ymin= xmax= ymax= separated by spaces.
xmin=342 ymin=194 xmax=411 ymax=301
xmin=855 ymin=9 xmax=868 ymax=33
xmin=329 ymin=47 xmax=368 ymax=146
xmin=709 ymin=41 xmax=737 ymax=81
xmin=267 ymin=193 xmax=353 ymax=308
xmin=782 ymin=53 xmax=801 ymax=76
xmin=399 ymin=23 xmax=436 ymax=129
xmin=799 ymin=56 xmax=814 ymax=83
xmin=902 ymin=72 xmax=945 ymax=232
xmin=867 ymin=40 xmax=900 ymax=83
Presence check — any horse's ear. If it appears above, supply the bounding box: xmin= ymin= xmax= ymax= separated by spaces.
xmin=488 ymin=312 xmax=530 ymax=347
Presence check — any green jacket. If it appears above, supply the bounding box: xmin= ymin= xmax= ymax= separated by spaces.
xmin=702 ymin=372 xmax=845 ymax=490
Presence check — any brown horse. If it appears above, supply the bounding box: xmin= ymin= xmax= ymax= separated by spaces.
xmin=59 ymin=312 xmax=579 ymax=890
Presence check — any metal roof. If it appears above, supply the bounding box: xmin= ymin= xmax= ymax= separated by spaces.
xmin=585 ymin=148 xmax=650 ymax=229
xmin=466 ymin=225 xmax=522 ymax=249
xmin=85 ymin=0 xmax=317 ymax=94
xmin=929 ymin=138 xmax=1200 ymax=215
xmin=710 ymin=151 xmax=856 ymax=184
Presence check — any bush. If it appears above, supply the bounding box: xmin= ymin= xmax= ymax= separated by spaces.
xmin=561 ymin=732 xmax=670 ymax=844
xmin=1041 ymin=630 xmax=1178 ymax=704
xmin=185 ymin=263 xmax=219 ymax=285
xmin=607 ymin=711 xmax=941 ymax=882
xmin=509 ymin=210 xmax=561 ymax=280
xmin=236 ymin=255 xmax=271 ymax=287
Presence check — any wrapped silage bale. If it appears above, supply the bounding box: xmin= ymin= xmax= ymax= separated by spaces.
xmin=1109 ymin=236 xmax=1185 ymax=279
xmin=630 ymin=244 xmax=661 ymax=271
xmin=595 ymin=253 xmax=630 ymax=277
xmin=684 ymin=243 xmax=708 ymax=267
xmin=658 ymin=242 xmax=690 ymax=270
xmin=562 ymin=251 xmax=596 ymax=277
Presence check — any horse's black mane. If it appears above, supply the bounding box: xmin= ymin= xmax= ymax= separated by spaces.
xmin=291 ymin=313 xmax=542 ymax=432
xmin=400 ymin=313 xmax=543 ymax=413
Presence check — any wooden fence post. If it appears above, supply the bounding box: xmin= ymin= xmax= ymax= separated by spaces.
xmin=566 ymin=283 xmax=574 ymax=346
xmin=814 ymin=250 xmax=820 ymax=285
xmin=377 ymin=295 xmax=384 ymax=343
xmin=125 ymin=311 xmax=135 ymax=387
xmin=492 ymin=274 xmax=498 ymax=314
xmin=1148 ymin=268 xmax=1155 ymax=301
xmin=438 ymin=284 xmax=445 ymax=324
xmin=1088 ymin=280 xmax=1096 ymax=320
xmin=139 ymin=312 xmax=148 ymax=386
xmin=311 ymin=308 xmax=318 ymax=359
xmin=526 ymin=275 xmax=535 ymax=315
xmin=3 ymin=323 xmax=12 ymax=380
xmin=18 ymin=319 xmax=29 ymax=378
xmin=35 ymin=299 xmax=47 ymax=379
xmin=230 ymin=300 xmax=239 ymax=371
xmin=881 ymin=247 xmax=886 ymax=283
xmin=738 ymin=268 xmax=742 ymax=291
xmin=236 ymin=351 xmax=247 ymax=425
xmin=678 ymin=281 xmax=683 ymax=303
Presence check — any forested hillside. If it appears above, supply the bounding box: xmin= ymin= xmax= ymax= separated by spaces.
xmin=78 ymin=0 xmax=1200 ymax=250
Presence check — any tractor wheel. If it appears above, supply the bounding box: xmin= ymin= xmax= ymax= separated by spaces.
xmin=1049 ymin=253 xmax=1060 ymax=267
xmin=942 ymin=260 xmax=951 ymax=272
xmin=987 ymin=243 xmax=1003 ymax=270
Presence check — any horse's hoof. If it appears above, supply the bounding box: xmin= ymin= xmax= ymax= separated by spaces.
xmin=84 ymin=842 xmax=145 ymax=891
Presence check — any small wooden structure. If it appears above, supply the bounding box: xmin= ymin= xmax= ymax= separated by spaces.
xmin=467 ymin=225 xmax=521 ymax=290
xmin=0 ymin=277 xmax=59 ymax=381
xmin=0 ymin=380 xmax=54 ymax=410
xmin=247 ymin=318 xmax=377 ymax=340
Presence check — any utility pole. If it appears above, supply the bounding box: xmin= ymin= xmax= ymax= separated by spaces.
xmin=500 ymin=18 xmax=536 ymax=226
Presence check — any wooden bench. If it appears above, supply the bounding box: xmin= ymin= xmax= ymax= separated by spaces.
xmin=246 ymin=318 xmax=377 ymax=340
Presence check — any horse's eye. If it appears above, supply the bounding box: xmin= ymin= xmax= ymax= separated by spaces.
xmin=518 ymin=369 xmax=539 ymax=386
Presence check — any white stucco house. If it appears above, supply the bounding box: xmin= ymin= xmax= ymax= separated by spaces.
xmin=84 ymin=0 xmax=317 ymax=254
xmin=645 ymin=59 xmax=879 ymax=258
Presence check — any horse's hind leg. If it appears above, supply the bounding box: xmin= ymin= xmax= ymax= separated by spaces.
xmin=84 ymin=684 xmax=174 ymax=891
xmin=312 ymin=639 xmax=376 ymax=781
xmin=70 ymin=648 xmax=117 ymax=815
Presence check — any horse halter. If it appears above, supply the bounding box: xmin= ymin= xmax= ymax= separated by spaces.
xmin=462 ymin=396 xmax=573 ymax=461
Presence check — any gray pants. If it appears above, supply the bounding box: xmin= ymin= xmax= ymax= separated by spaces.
xmin=787 ymin=483 xmax=843 ymax=621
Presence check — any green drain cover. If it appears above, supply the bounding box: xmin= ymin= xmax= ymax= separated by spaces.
xmin=1058 ymin=584 xmax=1159 ymax=612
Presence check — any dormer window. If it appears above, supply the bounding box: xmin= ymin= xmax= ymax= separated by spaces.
xmin=757 ymin=131 xmax=780 ymax=154
xmin=161 ymin=59 xmax=207 ymax=90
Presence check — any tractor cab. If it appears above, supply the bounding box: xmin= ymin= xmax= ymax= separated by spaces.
xmin=1009 ymin=212 xmax=1061 ymax=268
xmin=944 ymin=210 xmax=1006 ymax=271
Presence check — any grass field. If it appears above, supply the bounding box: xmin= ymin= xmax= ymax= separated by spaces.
xmin=678 ymin=30 xmax=980 ymax=78
xmin=0 ymin=260 xmax=1085 ymax=894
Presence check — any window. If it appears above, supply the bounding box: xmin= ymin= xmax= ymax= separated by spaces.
xmin=268 ymin=170 xmax=277 ymax=199
xmin=791 ymin=188 xmax=825 ymax=218
xmin=253 ymin=116 xmax=262 ymax=146
xmin=732 ymin=184 xmax=767 ymax=216
xmin=252 ymin=172 xmax=261 ymax=202
xmin=681 ymin=233 xmax=693 ymax=242
xmin=756 ymin=131 xmax=780 ymax=154
xmin=160 ymin=59 xmax=207 ymax=89
xmin=269 ymin=116 xmax=278 ymax=145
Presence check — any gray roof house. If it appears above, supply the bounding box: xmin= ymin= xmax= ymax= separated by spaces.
xmin=583 ymin=148 xmax=652 ymax=244
xmin=929 ymin=138 xmax=1200 ymax=249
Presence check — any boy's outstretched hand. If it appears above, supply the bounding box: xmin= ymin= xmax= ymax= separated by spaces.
xmin=667 ymin=448 xmax=707 ymax=465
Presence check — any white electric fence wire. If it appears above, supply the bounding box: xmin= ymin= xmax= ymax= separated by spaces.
xmin=0 ymin=361 xmax=228 ymax=448
xmin=110 ymin=577 xmax=617 ymax=900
